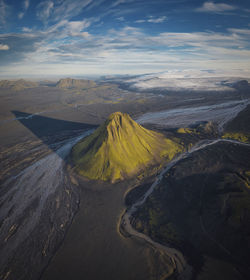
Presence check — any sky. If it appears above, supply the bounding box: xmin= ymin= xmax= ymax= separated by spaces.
xmin=0 ymin=0 xmax=250 ymax=78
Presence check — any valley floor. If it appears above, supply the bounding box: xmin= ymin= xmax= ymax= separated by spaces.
xmin=0 ymin=85 xmax=249 ymax=280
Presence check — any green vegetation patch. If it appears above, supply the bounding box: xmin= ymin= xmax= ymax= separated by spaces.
xmin=72 ymin=112 xmax=183 ymax=182
xmin=222 ymin=132 xmax=250 ymax=143
xmin=177 ymin=127 xmax=194 ymax=134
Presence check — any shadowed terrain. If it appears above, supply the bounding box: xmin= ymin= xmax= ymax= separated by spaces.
xmin=0 ymin=112 xmax=96 ymax=280
xmin=132 ymin=141 xmax=250 ymax=280
xmin=12 ymin=110 xmax=96 ymax=156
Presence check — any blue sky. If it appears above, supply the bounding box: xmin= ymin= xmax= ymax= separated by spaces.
xmin=0 ymin=0 xmax=250 ymax=78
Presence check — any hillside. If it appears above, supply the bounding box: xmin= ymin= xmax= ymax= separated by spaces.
xmin=132 ymin=141 xmax=250 ymax=279
xmin=56 ymin=78 xmax=96 ymax=89
xmin=72 ymin=112 xmax=183 ymax=182
xmin=223 ymin=104 xmax=250 ymax=143
xmin=0 ymin=79 xmax=38 ymax=91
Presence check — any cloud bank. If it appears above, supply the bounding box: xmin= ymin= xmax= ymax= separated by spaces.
xmin=124 ymin=70 xmax=250 ymax=91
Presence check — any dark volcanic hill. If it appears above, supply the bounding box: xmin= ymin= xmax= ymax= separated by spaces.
xmin=56 ymin=78 xmax=96 ymax=89
xmin=72 ymin=112 xmax=183 ymax=182
xmin=133 ymin=141 xmax=250 ymax=279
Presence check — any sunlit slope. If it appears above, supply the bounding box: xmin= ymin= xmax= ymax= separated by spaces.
xmin=72 ymin=112 xmax=183 ymax=182
xmin=222 ymin=104 xmax=250 ymax=143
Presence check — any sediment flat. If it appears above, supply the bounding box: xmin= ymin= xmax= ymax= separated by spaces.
xmin=42 ymin=179 xmax=155 ymax=280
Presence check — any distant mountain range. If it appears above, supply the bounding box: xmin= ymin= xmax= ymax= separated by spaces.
xmin=0 ymin=79 xmax=38 ymax=91
xmin=71 ymin=112 xmax=183 ymax=182
xmin=0 ymin=78 xmax=97 ymax=91
xmin=1 ymin=76 xmax=249 ymax=94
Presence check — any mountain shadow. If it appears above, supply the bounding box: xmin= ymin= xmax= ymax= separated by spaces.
xmin=12 ymin=110 xmax=96 ymax=157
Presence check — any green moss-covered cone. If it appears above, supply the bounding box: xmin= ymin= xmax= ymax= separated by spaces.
xmin=72 ymin=112 xmax=183 ymax=182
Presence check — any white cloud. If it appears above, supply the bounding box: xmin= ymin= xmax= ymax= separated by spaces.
xmin=148 ymin=30 xmax=250 ymax=51
xmin=36 ymin=1 xmax=54 ymax=21
xmin=0 ymin=0 xmax=8 ymax=25
xmin=79 ymin=32 xmax=90 ymax=38
xmin=24 ymin=0 xmax=29 ymax=10
xmin=196 ymin=2 xmax=236 ymax=13
xmin=148 ymin=16 xmax=167 ymax=23
xmin=116 ymin=16 xmax=125 ymax=21
xmin=52 ymin=0 xmax=93 ymax=21
xmin=135 ymin=19 xmax=145 ymax=23
xmin=22 ymin=27 xmax=33 ymax=32
xmin=63 ymin=20 xmax=91 ymax=37
xmin=0 ymin=43 xmax=9 ymax=50
xmin=18 ymin=12 xmax=24 ymax=19
xmin=43 ymin=19 xmax=91 ymax=38
xmin=66 ymin=21 xmax=90 ymax=33
xmin=18 ymin=0 xmax=30 ymax=19
xmin=228 ymin=28 xmax=250 ymax=35
xmin=36 ymin=0 xmax=96 ymax=24
xmin=111 ymin=0 xmax=133 ymax=8
xmin=135 ymin=16 xmax=167 ymax=24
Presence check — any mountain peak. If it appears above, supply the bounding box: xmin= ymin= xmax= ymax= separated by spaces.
xmin=107 ymin=111 xmax=127 ymax=124
xmin=72 ymin=112 xmax=183 ymax=182
xmin=106 ymin=112 xmax=132 ymax=130
xmin=108 ymin=111 xmax=125 ymax=120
